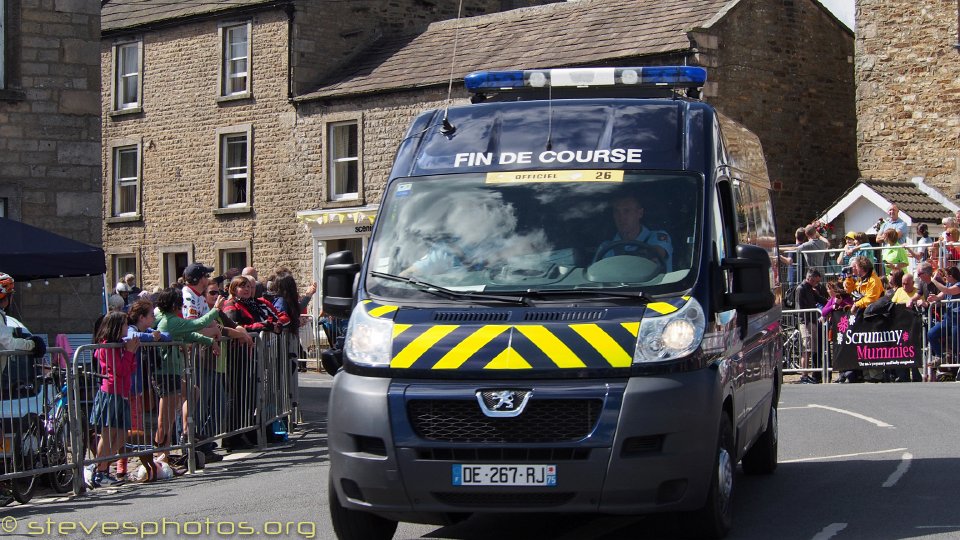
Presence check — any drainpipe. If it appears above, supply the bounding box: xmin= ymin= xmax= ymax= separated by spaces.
xmin=286 ymin=2 xmax=295 ymax=101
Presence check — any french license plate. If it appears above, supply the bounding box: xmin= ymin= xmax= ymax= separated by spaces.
xmin=452 ymin=464 xmax=556 ymax=486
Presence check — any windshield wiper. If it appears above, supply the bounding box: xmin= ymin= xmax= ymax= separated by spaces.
xmin=520 ymin=288 xmax=655 ymax=303
xmin=369 ymin=271 xmax=529 ymax=306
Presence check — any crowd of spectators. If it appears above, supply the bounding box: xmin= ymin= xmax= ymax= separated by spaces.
xmin=784 ymin=205 xmax=960 ymax=384
xmin=6 ymin=262 xmax=319 ymax=488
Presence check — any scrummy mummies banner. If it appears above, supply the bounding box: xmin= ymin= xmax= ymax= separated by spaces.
xmin=831 ymin=306 xmax=922 ymax=370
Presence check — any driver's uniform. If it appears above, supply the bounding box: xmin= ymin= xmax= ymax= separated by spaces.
xmin=598 ymin=227 xmax=673 ymax=272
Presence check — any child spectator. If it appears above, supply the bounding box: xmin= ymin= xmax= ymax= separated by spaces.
xmin=84 ymin=312 xmax=139 ymax=488
xmin=114 ymin=300 xmax=171 ymax=479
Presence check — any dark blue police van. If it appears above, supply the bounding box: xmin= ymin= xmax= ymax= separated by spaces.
xmin=322 ymin=66 xmax=781 ymax=539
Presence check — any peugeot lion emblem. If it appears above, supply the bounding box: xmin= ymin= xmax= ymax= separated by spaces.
xmin=476 ymin=389 xmax=532 ymax=418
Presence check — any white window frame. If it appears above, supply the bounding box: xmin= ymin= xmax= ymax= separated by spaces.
xmin=112 ymin=40 xmax=142 ymax=112
xmin=109 ymin=141 xmax=141 ymax=219
xmin=328 ymin=120 xmax=360 ymax=201
xmin=159 ymin=245 xmax=193 ymax=287
xmin=219 ymin=21 xmax=251 ymax=98
xmin=215 ymin=124 xmax=252 ymax=211
xmin=112 ymin=254 xmax=137 ymax=288
xmin=216 ymin=241 xmax=250 ymax=276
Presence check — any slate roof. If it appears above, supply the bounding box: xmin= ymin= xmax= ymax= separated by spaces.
xmin=297 ymin=0 xmax=735 ymax=101
xmin=101 ymin=0 xmax=285 ymax=33
xmin=863 ymin=180 xmax=952 ymax=224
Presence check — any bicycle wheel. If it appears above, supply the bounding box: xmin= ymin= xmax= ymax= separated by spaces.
xmin=45 ymin=413 xmax=74 ymax=493
xmin=784 ymin=332 xmax=803 ymax=370
xmin=11 ymin=415 xmax=41 ymax=504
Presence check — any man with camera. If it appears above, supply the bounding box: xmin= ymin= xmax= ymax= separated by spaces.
xmin=842 ymin=256 xmax=885 ymax=315
xmin=796 ymin=268 xmax=828 ymax=383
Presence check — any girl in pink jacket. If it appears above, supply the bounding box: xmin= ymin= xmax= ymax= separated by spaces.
xmin=84 ymin=311 xmax=139 ymax=488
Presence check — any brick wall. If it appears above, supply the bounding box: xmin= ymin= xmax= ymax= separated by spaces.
xmin=0 ymin=0 xmax=102 ymax=335
xmin=101 ymin=9 xmax=314 ymax=289
xmin=856 ymin=0 xmax=960 ymax=194
xmin=704 ymin=0 xmax=858 ymax=239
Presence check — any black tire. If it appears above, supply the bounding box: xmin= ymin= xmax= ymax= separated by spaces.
xmin=329 ymin=477 xmax=398 ymax=540
xmin=11 ymin=416 xmax=41 ymax=504
xmin=687 ymin=414 xmax=734 ymax=539
xmin=45 ymin=415 xmax=75 ymax=493
xmin=741 ymin=403 xmax=778 ymax=475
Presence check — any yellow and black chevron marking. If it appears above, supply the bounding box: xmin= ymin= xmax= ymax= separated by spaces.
xmin=360 ymin=300 xmax=400 ymax=319
xmin=644 ymin=295 xmax=691 ymax=317
xmin=390 ymin=321 xmax=640 ymax=370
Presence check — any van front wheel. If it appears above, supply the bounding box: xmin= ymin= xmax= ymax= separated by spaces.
xmin=741 ymin=404 xmax=777 ymax=475
xmin=329 ymin=477 xmax=398 ymax=540
xmin=687 ymin=414 xmax=734 ymax=539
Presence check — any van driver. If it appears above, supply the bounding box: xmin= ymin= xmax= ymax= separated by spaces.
xmin=595 ymin=193 xmax=673 ymax=271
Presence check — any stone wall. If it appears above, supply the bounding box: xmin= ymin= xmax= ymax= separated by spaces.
xmin=856 ymin=0 xmax=960 ymax=194
xmin=704 ymin=0 xmax=858 ymax=238
xmin=100 ymin=9 xmax=314 ymax=289
xmin=294 ymin=87 xmax=455 ymax=209
xmin=0 ymin=0 xmax=102 ymax=335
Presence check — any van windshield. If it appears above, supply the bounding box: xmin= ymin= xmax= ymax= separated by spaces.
xmin=366 ymin=171 xmax=702 ymax=301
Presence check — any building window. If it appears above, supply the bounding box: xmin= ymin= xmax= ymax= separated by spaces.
xmin=220 ymin=249 xmax=247 ymax=273
xmin=221 ymin=22 xmax=250 ymax=97
xmin=113 ymin=254 xmax=136 ymax=286
xmin=329 ymin=121 xmax=359 ymax=200
xmin=112 ymin=145 xmax=140 ymax=217
xmin=113 ymin=40 xmax=142 ymax=111
xmin=216 ymin=125 xmax=252 ymax=209
xmin=162 ymin=251 xmax=189 ymax=287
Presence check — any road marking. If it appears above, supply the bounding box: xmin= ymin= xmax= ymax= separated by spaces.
xmin=781 ymin=448 xmax=907 ymax=463
xmin=811 ymin=523 xmax=848 ymax=540
xmin=882 ymin=452 xmax=913 ymax=487
xmin=807 ymin=404 xmax=894 ymax=428
xmin=778 ymin=406 xmax=809 ymax=410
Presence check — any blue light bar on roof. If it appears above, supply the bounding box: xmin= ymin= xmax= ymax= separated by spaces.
xmin=463 ymin=66 xmax=707 ymax=92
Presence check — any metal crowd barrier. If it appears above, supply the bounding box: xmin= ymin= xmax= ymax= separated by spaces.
xmin=0 ymin=328 xmax=302 ymax=501
xmin=923 ymin=297 xmax=960 ymax=381
xmin=779 ymin=296 xmax=960 ymax=383
xmin=0 ymin=347 xmax=76 ymax=502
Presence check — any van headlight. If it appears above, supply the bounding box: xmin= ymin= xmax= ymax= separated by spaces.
xmin=343 ymin=304 xmax=395 ymax=367
xmin=634 ymin=297 xmax=706 ymax=363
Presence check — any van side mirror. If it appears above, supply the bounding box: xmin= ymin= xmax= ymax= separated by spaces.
xmin=722 ymin=244 xmax=775 ymax=315
xmin=322 ymin=250 xmax=360 ymax=319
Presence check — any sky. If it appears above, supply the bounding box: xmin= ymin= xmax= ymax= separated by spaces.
xmin=818 ymin=0 xmax=855 ymax=29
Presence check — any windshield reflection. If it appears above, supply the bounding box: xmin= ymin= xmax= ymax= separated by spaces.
xmin=366 ymin=172 xmax=701 ymax=301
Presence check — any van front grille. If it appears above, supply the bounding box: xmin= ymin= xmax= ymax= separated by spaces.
xmin=407 ymin=399 xmax=602 ymax=443
xmin=415 ymin=447 xmax=591 ymax=461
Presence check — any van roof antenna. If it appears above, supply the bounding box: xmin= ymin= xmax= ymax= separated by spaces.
xmin=441 ymin=0 xmax=465 ymax=136
xmin=545 ymin=81 xmax=553 ymax=151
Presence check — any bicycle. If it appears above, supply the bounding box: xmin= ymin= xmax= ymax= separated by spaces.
xmin=780 ymin=315 xmax=803 ymax=371
xmin=1 ymin=364 xmax=103 ymax=503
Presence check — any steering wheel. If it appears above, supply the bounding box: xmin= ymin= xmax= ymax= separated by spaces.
xmin=593 ymin=240 xmax=662 ymax=262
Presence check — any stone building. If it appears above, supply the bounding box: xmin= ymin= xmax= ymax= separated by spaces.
xmin=0 ymin=0 xmax=102 ymax=334
xmin=855 ymin=0 xmax=960 ymax=195
xmin=99 ymin=0 xmax=558 ymax=290
xmin=293 ymin=0 xmax=857 ymax=283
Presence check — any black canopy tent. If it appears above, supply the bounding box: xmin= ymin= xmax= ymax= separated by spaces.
xmin=0 ymin=217 xmax=105 ymax=281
